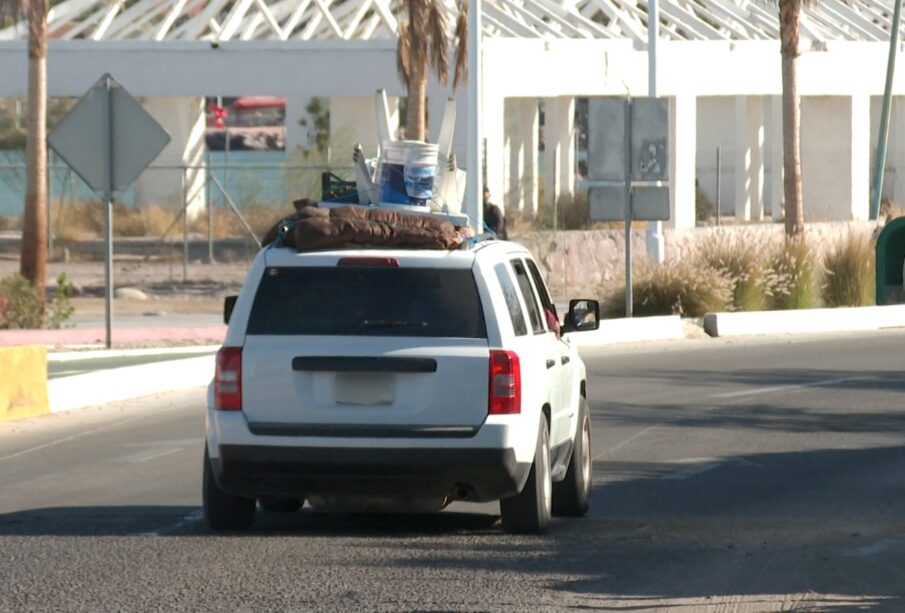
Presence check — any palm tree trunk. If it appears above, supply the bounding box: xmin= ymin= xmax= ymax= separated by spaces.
xmin=406 ymin=65 xmax=427 ymax=141
xmin=20 ymin=0 xmax=48 ymax=296
xmin=779 ymin=0 xmax=804 ymax=237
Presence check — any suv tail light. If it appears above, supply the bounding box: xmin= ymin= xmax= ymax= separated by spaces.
xmin=215 ymin=346 xmax=242 ymax=411
xmin=488 ymin=350 xmax=521 ymax=415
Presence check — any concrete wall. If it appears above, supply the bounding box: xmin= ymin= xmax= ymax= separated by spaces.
xmin=513 ymin=221 xmax=877 ymax=300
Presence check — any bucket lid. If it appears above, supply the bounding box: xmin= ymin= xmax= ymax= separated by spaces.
xmin=383 ymin=140 xmax=439 ymax=155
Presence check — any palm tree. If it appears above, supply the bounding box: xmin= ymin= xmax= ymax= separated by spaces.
xmin=396 ymin=0 xmax=467 ymax=141
xmin=779 ymin=0 xmax=805 ymax=237
xmin=1 ymin=0 xmax=49 ymax=296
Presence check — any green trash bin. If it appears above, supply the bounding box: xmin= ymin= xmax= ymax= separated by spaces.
xmin=876 ymin=217 xmax=905 ymax=305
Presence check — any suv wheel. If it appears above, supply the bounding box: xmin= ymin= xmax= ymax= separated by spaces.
xmin=552 ymin=398 xmax=591 ymax=517
xmin=500 ymin=417 xmax=552 ymax=534
xmin=258 ymin=497 xmax=304 ymax=513
xmin=203 ymin=447 xmax=255 ymax=531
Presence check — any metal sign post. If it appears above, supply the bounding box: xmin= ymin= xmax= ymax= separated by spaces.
xmin=586 ymin=96 xmax=671 ymax=318
xmin=623 ymin=99 xmax=633 ymax=317
xmin=48 ymin=74 xmax=171 ymax=348
xmin=104 ymin=76 xmax=115 ymax=348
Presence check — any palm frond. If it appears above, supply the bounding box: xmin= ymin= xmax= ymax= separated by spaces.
xmin=428 ymin=0 xmax=449 ymax=85
xmin=0 ymin=0 xmax=25 ymax=24
xmin=396 ymin=19 xmax=412 ymax=85
xmin=453 ymin=0 xmax=468 ymax=88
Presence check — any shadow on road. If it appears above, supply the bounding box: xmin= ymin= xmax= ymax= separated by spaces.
xmin=0 ymin=505 xmax=501 ymax=538
xmin=596 ymin=367 xmax=905 ymax=395
xmin=1 ymin=445 xmax=903 ymax=609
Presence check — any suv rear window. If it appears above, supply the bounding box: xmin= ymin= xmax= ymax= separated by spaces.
xmin=246 ymin=267 xmax=487 ymax=338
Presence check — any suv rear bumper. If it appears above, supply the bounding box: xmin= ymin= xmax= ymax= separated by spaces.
xmin=212 ymin=444 xmax=531 ymax=503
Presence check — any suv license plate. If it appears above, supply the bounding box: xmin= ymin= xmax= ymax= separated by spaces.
xmin=334 ymin=373 xmax=395 ymax=406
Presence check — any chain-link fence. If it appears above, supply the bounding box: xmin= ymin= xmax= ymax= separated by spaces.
xmin=0 ymin=150 xmax=353 ymax=278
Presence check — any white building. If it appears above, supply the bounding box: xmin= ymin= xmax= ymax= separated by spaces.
xmin=2 ymin=0 xmax=905 ymax=226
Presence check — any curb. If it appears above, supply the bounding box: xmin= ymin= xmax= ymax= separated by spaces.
xmin=569 ymin=315 xmax=685 ymax=347
xmin=0 ymin=346 xmax=50 ymax=422
xmin=702 ymin=304 xmax=905 ymax=337
xmin=48 ymin=354 xmax=215 ymax=414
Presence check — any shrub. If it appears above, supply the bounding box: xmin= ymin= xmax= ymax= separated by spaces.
xmin=0 ymin=273 xmax=75 ymax=329
xmin=0 ymin=274 xmax=43 ymax=329
xmin=822 ymin=231 xmax=874 ymax=307
xmin=697 ymin=233 xmax=768 ymax=311
xmin=763 ymin=237 xmax=820 ymax=310
xmin=601 ymin=259 xmax=732 ymax=318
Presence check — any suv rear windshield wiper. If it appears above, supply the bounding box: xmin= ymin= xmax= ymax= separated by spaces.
xmin=362 ymin=320 xmax=430 ymax=329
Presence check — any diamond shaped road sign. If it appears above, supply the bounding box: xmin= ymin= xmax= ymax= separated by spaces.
xmin=48 ymin=74 xmax=170 ymax=200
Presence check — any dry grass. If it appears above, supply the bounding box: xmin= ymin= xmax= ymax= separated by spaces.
xmin=821 ymin=230 xmax=875 ymax=307
xmin=0 ymin=214 xmax=19 ymax=231
xmin=697 ymin=233 xmax=768 ymax=311
xmin=763 ymin=237 xmax=820 ymax=310
xmin=601 ymin=258 xmax=732 ymax=319
xmin=49 ymin=201 xmax=286 ymax=241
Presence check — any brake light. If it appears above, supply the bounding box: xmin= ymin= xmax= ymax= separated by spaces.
xmin=337 ymin=257 xmax=399 ymax=267
xmin=488 ymin=350 xmax=521 ymax=415
xmin=214 ymin=346 xmax=242 ymax=411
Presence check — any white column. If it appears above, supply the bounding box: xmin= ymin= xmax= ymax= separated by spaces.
xmin=669 ymin=94 xmax=696 ymax=230
xmin=134 ymin=96 xmax=207 ymax=219
xmin=850 ymin=94 xmax=871 ymax=220
xmin=886 ymin=97 xmax=905 ymax=203
xmin=768 ymin=95 xmax=784 ymax=221
xmin=521 ymin=99 xmax=540 ymax=217
xmin=502 ymin=98 xmax=540 ymax=216
xmin=801 ymin=95 xmax=870 ymax=221
xmin=734 ymin=95 xmax=765 ymax=221
xmin=329 ymin=96 xmax=399 ymax=161
xmin=483 ymin=91 xmax=506 ymax=210
xmin=543 ymin=96 xmax=575 ymax=210
xmin=428 ymin=91 xmax=448 ymax=145
xmin=504 ymin=98 xmax=522 ymax=212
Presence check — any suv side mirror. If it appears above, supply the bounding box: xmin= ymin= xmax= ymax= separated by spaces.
xmin=562 ymin=299 xmax=600 ymax=333
xmin=223 ymin=295 xmax=238 ymax=325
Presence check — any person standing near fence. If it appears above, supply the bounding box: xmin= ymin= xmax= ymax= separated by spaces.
xmin=483 ymin=187 xmax=508 ymax=240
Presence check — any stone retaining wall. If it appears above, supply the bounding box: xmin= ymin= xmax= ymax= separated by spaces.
xmin=512 ymin=221 xmax=879 ymax=300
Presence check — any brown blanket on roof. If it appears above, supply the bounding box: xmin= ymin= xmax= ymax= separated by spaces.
xmin=285 ymin=206 xmax=462 ymax=251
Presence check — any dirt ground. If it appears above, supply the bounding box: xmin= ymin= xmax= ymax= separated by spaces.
xmin=0 ymin=256 xmax=251 ymax=317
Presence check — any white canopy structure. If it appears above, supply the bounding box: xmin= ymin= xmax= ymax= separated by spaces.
xmin=1 ymin=0 xmax=900 ymax=43
xmin=2 ymin=0 xmax=905 ymax=225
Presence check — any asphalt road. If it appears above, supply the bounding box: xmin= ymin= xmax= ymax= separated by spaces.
xmin=1 ymin=330 xmax=904 ymax=611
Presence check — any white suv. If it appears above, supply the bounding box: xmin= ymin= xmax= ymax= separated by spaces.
xmin=204 ymin=238 xmax=600 ymax=533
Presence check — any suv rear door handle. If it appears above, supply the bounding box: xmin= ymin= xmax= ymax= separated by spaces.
xmin=561 ymin=355 xmax=570 ymax=365
xmin=546 ymin=359 xmax=556 ymax=369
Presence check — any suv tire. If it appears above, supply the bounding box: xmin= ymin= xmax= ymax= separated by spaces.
xmin=500 ymin=418 xmax=552 ymax=534
xmin=552 ymin=398 xmax=591 ymax=517
xmin=203 ymin=447 xmax=256 ymax=531
xmin=258 ymin=497 xmax=304 ymax=513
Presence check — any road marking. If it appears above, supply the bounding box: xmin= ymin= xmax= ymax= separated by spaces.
xmin=849 ymin=538 xmax=905 ymax=557
xmin=0 ymin=410 xmax=179 ymax=463
xmin=660 ymin=456 xmax=766 ymax=480
xmin=661 ymin=458 xmax=723 ymax=480
xmin=120 ymin=438 xmax=198 ymax=448
xmin=710 ymin=376 xmax=873 ymax=400
xmin=121 ymin=447 xmax=184 ymax=464
xmin=140 ymin=509 xmax=204 ymax=537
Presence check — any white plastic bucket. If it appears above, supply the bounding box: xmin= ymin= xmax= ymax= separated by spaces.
xmin=379 ymin=141 xmax=439 ymax=206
